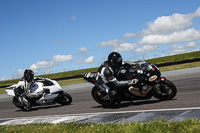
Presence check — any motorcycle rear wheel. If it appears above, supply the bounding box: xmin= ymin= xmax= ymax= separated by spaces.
xmin=56 ymin=92 xmax=72 ymax=105
xmin=151 ymin=79 xmax=177 ymax=100
xmin=92 ymin=86 xmax=116 ymax=106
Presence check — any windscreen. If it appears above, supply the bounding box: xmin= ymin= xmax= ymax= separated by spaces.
xmin=138 ymin=61 xmax=153 ymax=71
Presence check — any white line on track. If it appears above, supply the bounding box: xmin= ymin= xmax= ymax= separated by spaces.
xmin=88 ymin=106 xmax=200 ymax=115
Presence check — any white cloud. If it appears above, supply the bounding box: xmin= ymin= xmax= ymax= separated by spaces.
xmin=186 ymin=42 xmax=197 ymax=48
xmin=79 ymin=47 xmax=87 ymax=52
xmin=78 ymin=47 xmax=88 ymax=56
xmin=168 ymin=41 xmax=199 ymax=54
xmin=139 ymin=28 xmax=200 ymax=45
xmin=142 ymin=14 xmax=192 ymax=35
xmin=194 ymin=7 xmax=200 ymax=17
xmin=77 ymin=56 xmax=94 ymax=64
xmin=141 ymin=7 xmax=200 ymax=35
xmin=29 ymin=61 xmax=54 ymax=74
xmin=0 ymin=77 xmax=12 ymax=81
xmin=135 ymin=45 xmax=158 ymax=53
xmin=11 ymin=54 xmax=75 ymax=79
xmin=72 ymin=16 xmax=77 ymax=21
xmin=123 ymin=33 xmax=135 ymax=38
xmin=98 ymin=39 xmax=126 ymax=48
xmin=84 ymin=56 xmax=94 ymax=64
xmin=12 ymin=69 xmax=25 ymax=78
xmin=98 ymin=39 xmax=139 ymax=52
xmin=51 ymin=54 xmax=74 ymax=62
xmin=170 ymin=44 xmax=187 ymax=53
xmin=0 ymin=78 xmax=6 ymax=81
xmin=136 ymin=7 xmax=200 ymax=50
xmin=113 ymin=43 xmax=138 ymax=52
xmin=12 ymin=61 xmax=54 ymax=78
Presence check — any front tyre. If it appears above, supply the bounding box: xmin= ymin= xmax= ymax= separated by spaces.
xmin=151 ymin=79 xmax=177 ymax=100
xmin=56 ymin=92 xmax=72 ymax=105
xmin=92 ymin=86 xmax=116 ymax=106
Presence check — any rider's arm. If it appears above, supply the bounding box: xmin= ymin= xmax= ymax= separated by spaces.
xmin=15 ymin=81 xmax=24 ymax=89
xmin=104 ymin=67 xmax=134 ymax=87
xmin=15 ymin=78 xmax=25 ymax=89
xmin=24 ymin=82 xmax=41 ymax=98
xmin=14 ymin=79 xmax=25 ymax=97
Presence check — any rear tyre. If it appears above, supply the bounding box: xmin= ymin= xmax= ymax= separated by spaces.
xmin=92 ymin=86 xmax=116 ymax=106
xmin=151 ymin=79 xmax=177 ymax=100
xmin=56 ymin=92 xmax=72 ymax=105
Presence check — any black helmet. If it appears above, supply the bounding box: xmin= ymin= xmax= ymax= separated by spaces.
xmin=24 ymin=69 xmax=34 ymax=82
xmin=108 ymin=52 xmax=122 ymax=69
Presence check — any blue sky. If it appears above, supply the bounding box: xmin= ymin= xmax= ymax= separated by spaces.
xmin=0 ymin=0 xmax=200 ymax=81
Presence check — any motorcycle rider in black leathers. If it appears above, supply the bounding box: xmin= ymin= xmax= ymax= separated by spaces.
xmin=14 ymin=69 xmax=44 ymax=110
xmin=95 ymin=52 xmax=139 ymax=96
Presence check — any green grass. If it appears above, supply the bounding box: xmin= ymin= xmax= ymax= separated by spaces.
xmin=0 ymin=120 xmax=200 ymax=133
xmin=145 ymin=51 xmax=200 ymax=64
xmin=0 ymin=79 xmax=19 ymax=86
xmin=0 ymin=89 xmax=6 ymax=94
xmin=57 ymin=78 xmax=86 ymax=86
xmin=158 ymin=61 xmax=200 ymax=72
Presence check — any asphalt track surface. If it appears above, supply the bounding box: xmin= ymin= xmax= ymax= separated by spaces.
xmin=0 ymin=67 xmax=200 ymax=124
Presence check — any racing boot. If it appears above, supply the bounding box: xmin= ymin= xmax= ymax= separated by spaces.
xmin=19 ymin=95 xmax=31 ymax=111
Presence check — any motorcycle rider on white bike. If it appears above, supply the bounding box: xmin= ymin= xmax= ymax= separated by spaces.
xmin=14 ymin=69 xmax=43 ymax=110
xmin=90 ymin=52 xmax=139 ymax=97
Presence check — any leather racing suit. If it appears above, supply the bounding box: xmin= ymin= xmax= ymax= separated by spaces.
xmin=14 ymin=77 xmax=44 ymax=109
xmin=96 ymin=61 xmax=138 ymax=93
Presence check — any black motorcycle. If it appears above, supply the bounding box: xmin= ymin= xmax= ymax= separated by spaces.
xmin=82 ymin=60 xmax=177 ymax=106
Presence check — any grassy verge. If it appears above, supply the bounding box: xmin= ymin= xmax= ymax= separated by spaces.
xmin=0 ymin=120 xmax=200 ymax=133
xmin=158 ymin=61 xmax=200 ymax=72
xmin=57 ymin=78 xmax=86 ymax=86
xmin=146 ymin=51 xmax=200 ymax=64
xmin=0 ymin=89 xmax=6 ymax=94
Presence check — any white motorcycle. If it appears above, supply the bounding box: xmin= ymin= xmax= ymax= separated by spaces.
xmin=5 ymin=78 xmax=72 ymax=111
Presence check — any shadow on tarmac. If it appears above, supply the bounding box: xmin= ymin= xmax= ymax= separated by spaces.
xmin=15 ymin=104 xmax=73 ymax=112
xmin=92 ymin=99 xmax=163 ymax=109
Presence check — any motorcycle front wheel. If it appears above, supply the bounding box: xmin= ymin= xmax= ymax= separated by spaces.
xmin=151 ymin=79 xmax=177 ymax=100
xmin=92 ymin=86 xmax=116 ymax=106
xmin=56 ymin=92 xmax=72 ymax=105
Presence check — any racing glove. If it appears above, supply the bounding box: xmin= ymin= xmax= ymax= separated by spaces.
xmin=128 ymin=79 xmax=139 ymax=86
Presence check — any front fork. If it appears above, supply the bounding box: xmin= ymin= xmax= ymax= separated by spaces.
xmin=153 ymin=77 xmax=166 ymax=93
